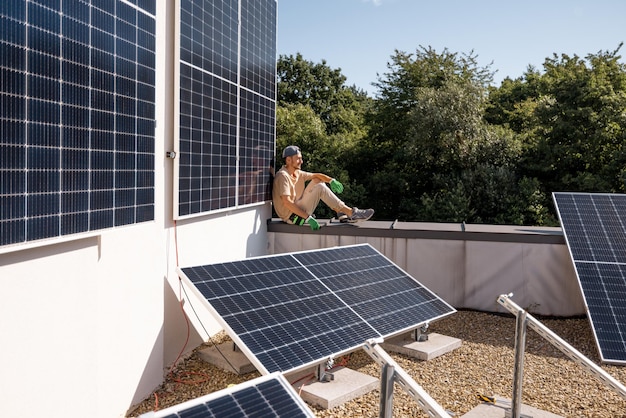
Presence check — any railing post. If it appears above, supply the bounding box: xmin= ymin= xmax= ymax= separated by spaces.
xmin=511 ymin=310 xmax=527 ymax=418
xmin=379 ymin=363 xmax=394 ymax=418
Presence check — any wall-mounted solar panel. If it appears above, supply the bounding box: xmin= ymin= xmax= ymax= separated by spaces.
xmin=178 ymin=244 xmax=455 ymax=375
xmin=142 ymin=372 xmax=315 ymax=418
xmin=1 ymin=0 xmax=156 ymax=248
xmin=174 ymin=0 xmax=276 ymax=219
xmin=553 ymin=192 xmax=626 ymax=364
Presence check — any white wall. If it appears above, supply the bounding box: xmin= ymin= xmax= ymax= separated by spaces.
xmin=163 ymin=208 xmax=272 ymax=369
xmin=0 ymin=210 xmax=270 ymax=418
xmin=0 ymin=1 xmax=274 ymax=416
xmin=268 ymin=228 xmax=586 ymax=317
xmin=0 ymin=225 xmax=162 ymax=417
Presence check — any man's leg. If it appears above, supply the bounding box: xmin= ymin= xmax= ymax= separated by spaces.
xmin=297 ymin=180 xmax=374 ymax=222
xmin=297 ymin=179 xmax=349 ymax=215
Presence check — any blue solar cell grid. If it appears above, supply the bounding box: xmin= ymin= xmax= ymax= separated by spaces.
xmin=553 ymin=192 xmax=626 ymax=364
xmin=184 ymin=251 xmax=378 ymax=373
xmin=295 ymin=245 xmax=455 ymax=336
xmin=238 ymin=90 xmax=275 ymax=205
xmin=176 ymin=0 xmax=277 ymax=218
xmin=153 ymin=373 xmax=314 ymax=418
xmin=1 ymin=0 xmax=156 ymax=247
xmin=240 ymin=0 xmax=277 ymax=99
xmin=180 ymin=244 xmax=455 ymax=374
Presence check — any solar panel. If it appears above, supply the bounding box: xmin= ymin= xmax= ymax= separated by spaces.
xmin=553 ymin=192 xmax=626 ymax=364
xmin=144 ymin=372 xmax=314 ymax=418
xmin=1 ymin=0 xmax=156 ymax=247
xmin=178 ymin=244 xmax=455 ymax=374
xmin=175 ymin=0 xmax=276 ymax=219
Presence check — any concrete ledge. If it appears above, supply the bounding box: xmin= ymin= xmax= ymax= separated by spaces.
xmin=267 ymin=218 xmax=565 ymax=244
xmin=197 ymin=342 xmax=256 ymax=375
xmin=462 ymin=396 xmax=563 ymax=418
xmin=381 ymin=332 xmax=462 ymax=361
xmin=296 ymin=367 xmax=379 ymax=410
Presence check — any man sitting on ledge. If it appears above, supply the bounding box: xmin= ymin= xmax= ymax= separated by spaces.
xmin=272 ymin=145 xmax=374 ymax=230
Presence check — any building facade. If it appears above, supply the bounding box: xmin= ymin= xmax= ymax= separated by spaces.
xmin=0 ymin=1 xmax=277 ymax=416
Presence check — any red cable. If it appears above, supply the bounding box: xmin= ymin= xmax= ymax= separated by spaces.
xmin=153 ymin=220 xmax=201 ymax=411
xmin=174 ymin=219 xmax=180 ymax=266
xmin=168 ymin=219 xmax=191 ymax=376
xmin=172 ymin=371 xmax=211 ymax=385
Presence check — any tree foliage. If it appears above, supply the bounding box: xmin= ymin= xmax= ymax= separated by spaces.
xmin=277 ymin=53 xmax=370 ymax=138
xmin=488 ymin=43 xmax=626 ymax=208
xmin=276 ymin=44 xmax=626 ymax=226
xmin=351 ymin=46 xmax=547 ymax=224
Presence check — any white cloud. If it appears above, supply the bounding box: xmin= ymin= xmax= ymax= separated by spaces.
xmin=362 ymin=0 xmax=383 ymax=6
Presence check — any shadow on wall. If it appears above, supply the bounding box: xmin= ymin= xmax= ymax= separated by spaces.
xmin=246 ymin=209 xmax=267 ymax=258
xmin=128 ymin=321 xmax=165 ymax=415
xmin=163 ymin=275 xmax=205 ymax=368
xmin=129 ymin=275 xmax=206 ymax=412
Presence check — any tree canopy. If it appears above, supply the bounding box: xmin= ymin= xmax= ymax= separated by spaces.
xmin=276 ymin=43 xmax=626 ymax=226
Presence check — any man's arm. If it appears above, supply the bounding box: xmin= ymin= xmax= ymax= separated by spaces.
xmin=311 ymin=173 xmax=333 ymax=183
xmin=312 ymin=173 xmax=343 ymax=194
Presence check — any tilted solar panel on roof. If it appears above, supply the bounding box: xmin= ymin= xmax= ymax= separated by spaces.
xmin=143 ymin=372 xmax=314 ymax=418
xmin=293 ymin=245 xmax=454 ymax=336
xmin=178 ymin=243 xmax=456 ymax=374
xmin=554 ymin=192 xmax=626 ymax=364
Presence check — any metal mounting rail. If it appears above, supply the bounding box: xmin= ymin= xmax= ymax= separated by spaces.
xmin=497 ymin=293 xmax=626 ymax=406
xmin=363 ymin=339 xmax=450 ymax=418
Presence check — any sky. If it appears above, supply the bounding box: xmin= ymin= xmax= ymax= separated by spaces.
xmin=277 ymin=0 xmax=626 ymax=96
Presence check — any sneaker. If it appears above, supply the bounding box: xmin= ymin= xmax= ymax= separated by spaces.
xmin=344 ymin=207 xmax=374 ymax=223
xmin=336 ymin=212 xmax=349 ymax=222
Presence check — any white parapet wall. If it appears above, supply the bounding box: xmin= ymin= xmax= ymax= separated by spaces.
xmin=267 ymin=219 xmax=584 ymax=317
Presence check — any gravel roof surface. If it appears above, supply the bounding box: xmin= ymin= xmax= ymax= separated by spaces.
xmin=127 ymin=310 xmax=626 ymax=417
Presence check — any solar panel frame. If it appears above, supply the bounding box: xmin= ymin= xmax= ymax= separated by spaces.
xmin=1 ymin=0 xmax=156 ymax=248
xmin=178 ymin=244 xmax=456 ymax=375
xmin=146 ymin=372 xmax=315 ymax=418
xmin=553 ymin=192 xmax=626 ymax=364
xmin=173 ymin=0 xmax=277 ymax=220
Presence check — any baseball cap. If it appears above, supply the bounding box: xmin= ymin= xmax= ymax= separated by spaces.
xmin=282 ymin=145 xmax=300 ymax=158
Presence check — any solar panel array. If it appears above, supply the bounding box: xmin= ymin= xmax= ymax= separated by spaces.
xmin=149 ymin=373 xmax=314 ymax=418
xmin=1 ymin=0 xmax=156 ymax=247
xmin=176 ymin=0 xmax=276 ymax=218
xmin=179 ymin=244 xmax=455 ymax=374
xmin=553 ymin=192 xmax=626 ymax=364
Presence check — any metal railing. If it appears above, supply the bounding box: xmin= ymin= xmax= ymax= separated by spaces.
xmin=497 ymin=293 xmax=626 ymax=418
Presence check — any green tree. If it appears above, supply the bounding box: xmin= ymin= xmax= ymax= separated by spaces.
xmin=276 ymin=103 xmax=335 ymax=172
xmin=489 ymin=44 xmax=626 ymax=205
xmin=354 ymin=46 xmax=546 ymax=224
xmin=277 ymin=53 xmax=371 ymax=138
xmin=484 ymin=68 xmax=543 ymax=133
xmin=534 ymin=47 xmax=626 ymax=193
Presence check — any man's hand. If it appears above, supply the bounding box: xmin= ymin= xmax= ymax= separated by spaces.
xmin=329 ymin=179 xmax=343 ymax=194
xmin=306 ymin=216 xmax=321 ymax=231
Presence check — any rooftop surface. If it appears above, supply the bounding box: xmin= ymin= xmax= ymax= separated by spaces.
xmin=127 ymin=310 xmax=626 ymax=417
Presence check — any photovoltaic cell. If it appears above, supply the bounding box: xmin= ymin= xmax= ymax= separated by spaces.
xmin=553 ymin=192 xmax=626 ymax=364
xmin=147 ymin=372 xmax=314 ymax=418
xmin=238 ymin=90 xmax=275 ymax=206
xmin=179 ymin=244 xmax=455 ymax=374
xmin=0 ymin=0 xmax=156 ymax=247
xmin=175 ymin=0 xmax=276 ymax=219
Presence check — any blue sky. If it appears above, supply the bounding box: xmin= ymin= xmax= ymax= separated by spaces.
xmin=277 ymin=0 xmax=626 ymax=96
